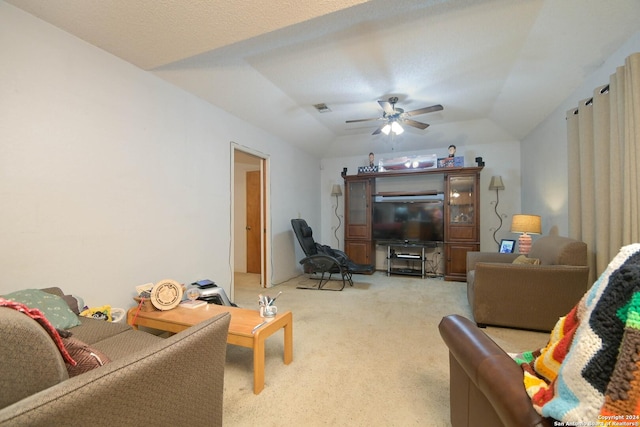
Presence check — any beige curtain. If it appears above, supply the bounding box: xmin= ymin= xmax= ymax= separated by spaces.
xmin=567 ymin=52 xmax=640 ymax=284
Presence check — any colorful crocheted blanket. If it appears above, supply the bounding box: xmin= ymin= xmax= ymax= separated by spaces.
xmin=514 ymin=243 xmax=640 ymax=423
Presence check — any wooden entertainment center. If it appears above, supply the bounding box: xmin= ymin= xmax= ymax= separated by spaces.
xmin=343 ymin=166 xmax=483 ymax=281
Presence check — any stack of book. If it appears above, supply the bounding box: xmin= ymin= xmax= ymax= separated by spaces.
xmin=179 ymin=299 xmax=207 ymax=309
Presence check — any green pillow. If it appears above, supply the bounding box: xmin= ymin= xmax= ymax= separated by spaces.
xmin=4 ymin=289 xmax=81 ymax=330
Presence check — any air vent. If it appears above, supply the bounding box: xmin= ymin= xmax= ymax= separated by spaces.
xmin=313 ymin=103 xmax=332 ymax=113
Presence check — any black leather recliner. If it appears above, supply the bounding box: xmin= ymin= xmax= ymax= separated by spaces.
xmin=291 ymin=218 xmax=374 ymax=290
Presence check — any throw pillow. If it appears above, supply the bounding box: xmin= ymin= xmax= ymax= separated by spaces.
xmin=512 ymin=255 xmax=541 ymax=265
xmin=3 ymin=289 xmax=81 ymax=330
xmin=62 ymin=294 xmax=81 ymax=315
xmin=61 ymin=336 xmax=111 ymax=377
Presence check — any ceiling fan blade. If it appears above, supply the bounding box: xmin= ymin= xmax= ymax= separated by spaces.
xmin=405 ymin=104 xmax=443 ymax=117
xmin=346 ymin=117 xmax=382 ymax=123
xmin=403 ymin=118 xmax=429 ymax=130
xmin=378 ymin=100 xmax=394 ymax=115
xmin=372 ymin=127 xmax=383 ymax=135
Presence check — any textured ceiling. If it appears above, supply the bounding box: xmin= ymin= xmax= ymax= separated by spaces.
xmin=7 ymin=0 xmax=640 ymax=158
xmin=6 ymin=0 xmax=369 ymax=69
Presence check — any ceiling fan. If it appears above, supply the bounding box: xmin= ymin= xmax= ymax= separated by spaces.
xmin=346 ymin=97 xmax=443 ymax=135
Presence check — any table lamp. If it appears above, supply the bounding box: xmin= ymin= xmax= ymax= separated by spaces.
xmin=510 ymin=214 xmax=541 ymax=254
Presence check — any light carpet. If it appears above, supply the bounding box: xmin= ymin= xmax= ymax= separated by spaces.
xmin=222 ymin=272 xmax=549 ymax=426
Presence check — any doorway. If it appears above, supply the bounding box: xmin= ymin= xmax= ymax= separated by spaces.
xmin=232 ymin=145 xmax=270 ymax=297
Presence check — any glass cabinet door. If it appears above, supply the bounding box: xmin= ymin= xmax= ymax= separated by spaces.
xmin=444 ymin=171 xmax=479 ymax=279
xmin=448 ymin=176 xmax=475 ymax=225
xmin=345 ymin=178 xmax=371 ymax=240
xmin=348 ymin=180 xmax=367 ymax=226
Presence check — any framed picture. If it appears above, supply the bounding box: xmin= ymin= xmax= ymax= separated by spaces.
xmin=499 ymin=239 xmax=516 ymax=253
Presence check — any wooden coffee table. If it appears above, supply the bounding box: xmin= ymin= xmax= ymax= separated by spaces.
xmin=127 ymin=303 xmax=293 ymax=394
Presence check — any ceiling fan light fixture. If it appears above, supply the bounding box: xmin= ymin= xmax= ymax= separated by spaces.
xmin=346 ymin=98 xmax=442 ymax=136
xmin=391 ymin=121 xmax=404 ymax=135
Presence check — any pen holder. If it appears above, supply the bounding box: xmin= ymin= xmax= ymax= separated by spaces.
xmin=263 ymin=305 xmax=277 ymax=320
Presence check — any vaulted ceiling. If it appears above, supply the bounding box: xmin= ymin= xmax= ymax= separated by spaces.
xmin=7 ymin=0 xmax=640 ymax=157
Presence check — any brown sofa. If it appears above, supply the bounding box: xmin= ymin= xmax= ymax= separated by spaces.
xmin=439 ymin=314 xmax=555 ymax=427
xmin=0 ymin=287 xmax=230 ymax=426
xmin=466 ymin=235 xmax=589 ymax=331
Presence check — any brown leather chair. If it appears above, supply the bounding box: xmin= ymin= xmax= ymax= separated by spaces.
xmin=466 ymin=235 xmax=589 ymax=331
xmin=439 ymin=314 xmax=555 ymax=427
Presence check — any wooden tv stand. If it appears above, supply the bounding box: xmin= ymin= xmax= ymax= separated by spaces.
xmin=343 ymin=166 xmax=482 ymax=281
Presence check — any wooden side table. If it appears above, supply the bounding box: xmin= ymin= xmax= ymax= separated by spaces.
xmin=127 ymin=303 xmax=293 ymax=394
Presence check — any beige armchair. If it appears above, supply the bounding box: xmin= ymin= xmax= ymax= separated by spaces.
xmin=466 ymin=235 xmax=589 ymax=331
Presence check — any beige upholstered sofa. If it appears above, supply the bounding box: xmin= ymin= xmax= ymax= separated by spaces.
xmin=466 ymin=235 xmax=589 ymax=331
xmin=0 ymin=287 xmax=230 ymax=426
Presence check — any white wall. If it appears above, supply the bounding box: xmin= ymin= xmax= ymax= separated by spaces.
xmin=521 ymin=31 xmax=640 ymax=237
xmin=0 ymin=3 xmax=320 ymax=308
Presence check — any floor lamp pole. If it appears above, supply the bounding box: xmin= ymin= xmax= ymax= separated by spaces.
xmin=333 ymin=195 xmax=342 ymax=249
xmin=492 ymin=188 xmax=503 ymax=249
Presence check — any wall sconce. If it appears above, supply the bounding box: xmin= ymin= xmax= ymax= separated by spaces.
xmin=510 ymin=214 xmax=541 ymax=254
xmin=331 ymin=184 xmax=343 ymax=248
xmin=488 ymin=176 xmax=505 ymax=248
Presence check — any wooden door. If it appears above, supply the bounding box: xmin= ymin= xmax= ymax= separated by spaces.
xmin=246 ymin=171 xmax=261 ymax=273
xmin=445 ymin=242 xmax=478 ymax=281
xmin=345 ymin=240 xmax=371 ymax=265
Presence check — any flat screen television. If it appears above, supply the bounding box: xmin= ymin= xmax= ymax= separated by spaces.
xmin=372 ymin=195 xmax=444 ymax=243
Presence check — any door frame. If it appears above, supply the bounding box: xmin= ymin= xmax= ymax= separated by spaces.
xmin=230 ymin=142 xmax=271 ymax=299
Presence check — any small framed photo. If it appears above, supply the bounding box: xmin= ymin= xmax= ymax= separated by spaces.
xmin=499 ymin=239 xmax=516 ymax=253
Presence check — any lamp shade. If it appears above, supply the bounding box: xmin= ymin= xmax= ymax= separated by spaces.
xmin=510 ymin=214 xmax=541 ymax=234
xmin=331 ymin=184 xmax=342 ymax=196
xmin=381 ymin=122 xmax=404 ymax=135
xmin=489 ymin=176 xmax=505 ymax=190
xmin=391 ymin=121 xmax=404 ymax=135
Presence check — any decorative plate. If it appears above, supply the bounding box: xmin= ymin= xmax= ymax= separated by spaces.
xmin=150 ymin=279 xmax=183 ymax=311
